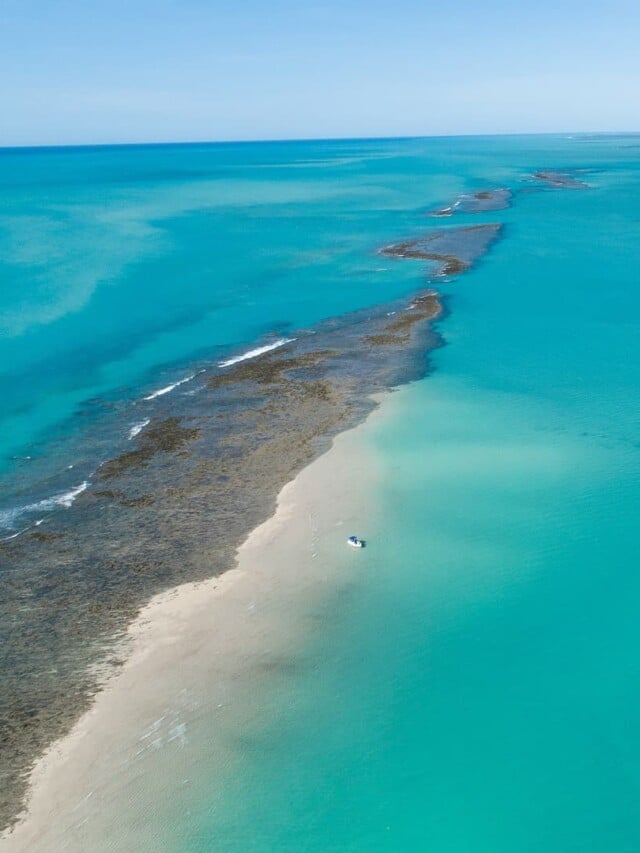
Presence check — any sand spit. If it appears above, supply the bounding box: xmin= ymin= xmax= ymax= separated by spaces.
xmin=0 ymin=402 xmax=386 ymax=853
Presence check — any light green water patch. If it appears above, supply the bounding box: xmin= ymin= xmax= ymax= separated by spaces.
xmin=178 ymin=374 xmax=640 ymax=851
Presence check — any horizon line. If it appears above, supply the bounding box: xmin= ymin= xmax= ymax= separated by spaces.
xmin=1 ymin=128 xmax=640 ymax=153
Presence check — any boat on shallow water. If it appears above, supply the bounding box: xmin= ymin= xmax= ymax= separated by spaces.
xmin=347 ymin=535 xmax=364 ymax=548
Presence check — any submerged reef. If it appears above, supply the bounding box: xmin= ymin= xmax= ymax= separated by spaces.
xmin=532 ymin=170 xmax=589 ymax=189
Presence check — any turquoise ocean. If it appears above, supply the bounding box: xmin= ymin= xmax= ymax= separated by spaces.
xmin=2 ymin=135 xmax=640 ymax=850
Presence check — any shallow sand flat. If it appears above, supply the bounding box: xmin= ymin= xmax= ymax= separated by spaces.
xmin=1 ymin=396 xmax=387 ymax=853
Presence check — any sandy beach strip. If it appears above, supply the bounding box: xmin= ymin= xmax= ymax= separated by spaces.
xmin=1 ymin=397 xmax=387 ymax=853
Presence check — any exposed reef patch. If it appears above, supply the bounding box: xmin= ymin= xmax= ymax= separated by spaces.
xmin=365 ymin=292 xmax=441 ymax=346
xmin=429 ymin=188 xmax=512 ymax=217
xmin=381 ymin=223 xmax=503 ymax=276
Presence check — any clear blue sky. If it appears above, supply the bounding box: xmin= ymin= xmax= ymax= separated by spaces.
xmin=2 ymin=0 xmax=639 ymax=146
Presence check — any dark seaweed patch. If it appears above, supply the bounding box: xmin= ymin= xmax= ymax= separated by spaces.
xmin=99 ymin=418 xmax=201 ymax=479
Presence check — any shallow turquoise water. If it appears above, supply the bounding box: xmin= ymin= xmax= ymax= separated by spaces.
xmin=171 ymin=137 xmax=639 ymax=851
xmin=188 ymin=382 xmax=640 ymax=851
xmin=2 ymin=133 xmax=633 ymax=521
xmin=1 ymin=136 xmax=455 ymax=520
xmin=4 ymin=135 xmax=640 ymax=850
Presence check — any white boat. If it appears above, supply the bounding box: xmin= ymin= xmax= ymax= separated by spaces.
xmin=347 ymin=535 xmax=364 ymax=548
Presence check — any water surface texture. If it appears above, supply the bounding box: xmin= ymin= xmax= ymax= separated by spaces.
xmin=2 ymin=134 xmax=640 ymax=849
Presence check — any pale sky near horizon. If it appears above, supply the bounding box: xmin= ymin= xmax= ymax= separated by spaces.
xmin=1 ymin=0 xmax=639 ymax=147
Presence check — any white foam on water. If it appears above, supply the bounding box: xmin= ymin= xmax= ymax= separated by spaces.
xmin=218 ymin=338 xmax=295 ymax=368
xmin=0 ymin=527 xmax=28 ymax=542
xmin=0 ymin=481 xmax=91 ymax=534
xmin=144 ymin=374 xmax=197 ymax=401
xmin=128 ymin=418 xmax=151 ymax=440
xmin=54 ymin=481 xmax=90 ymax=508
